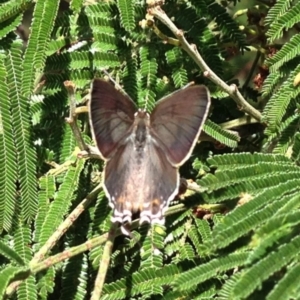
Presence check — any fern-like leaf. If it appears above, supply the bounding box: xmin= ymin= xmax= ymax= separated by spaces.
xmin=60 ymin=253 xmax=88 ymax=300
xmin=140 ymin=225 xmax=165 ymax=270
xmin=0 ymin=55 xmax=18 ymax=232
xmin=174 ymin=252 xmax=248 ymax=291
xmin=0 ymin=15 xmax=22 ymax=40
xmin=266 ymin=2 xmax=300 ymax=43
xmin=6 ymin=42 xmax=38 ymax=222
xmin=0 ymin=0 xmax=32 ymax=23
xmin=22 ymin=0 xmax=60 ymax=96
xmin=264 ymin=0 xmax=293 ymax=26
xmin=102 ymin=265 xmax=180 ymax=299
xmin=267 ymin=263 xmax=300 ymax=300
xmin=291 ymin=133 xmax=300 ymax=163
xmin=203 ymin=120 xmax=240 ymax=148
xmin=0 ymin=266 xmax=29 ymax=299
xmin=205 ymin=0 xmax=247 ymax=50
xmin=117 ymin=0 xmax=135 ymax=32
xmin=17 ymin=276 xmax=37 ymax=300
xmin=262 ymin=65 xmax=300 ymax=133
xmin=266 ymin=33 xmax=300 ymax=72
xmin=218 ymin=235 xmax=300 ymax=299
xmin=34 ymin=175 xmax=56 ymax=245
xmin=38 ymin=154 xmax=85 ymax=245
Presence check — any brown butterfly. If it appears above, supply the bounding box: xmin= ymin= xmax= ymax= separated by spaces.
xmin=89 ymin=79 xmax=210 ymax=233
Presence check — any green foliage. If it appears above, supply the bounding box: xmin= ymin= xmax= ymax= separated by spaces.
xmin=0 ymin=53 xmax=18 ymax=232
xmin=0 ymin=0 xmax=32 ymax=23
xmin=0 ymin=0 xmax=300 ymax=299
xmin=261 ymin=0 xmax=300 ymax=146
xmin=22 ymin=0 xmax=60 ymax=96
xmin=203 ymin=119 xmax=240 ymax=148
xmin=204 ymin=0 xmax=247 ymax=50
xmin=117 ymin=0 xmax=135 ymax=32
xmin=0 ymin=266 xmax=30 ymax=299
xmin=266 ymin=1 xmax=300 ymax=43
xmin=6 ymin=42 xmax=38 ymax=222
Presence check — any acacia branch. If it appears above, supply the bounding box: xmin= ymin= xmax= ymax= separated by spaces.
xmin=148 ymin=6 xmax=262 ymax=122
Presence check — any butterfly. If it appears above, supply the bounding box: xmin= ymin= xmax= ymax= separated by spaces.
xmin=89 ymin=79 xmax=210 ymax=234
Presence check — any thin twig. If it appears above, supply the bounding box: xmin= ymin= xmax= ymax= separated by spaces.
xmin=148 ymin=7 xmax=262 ymax=122
xmin=6 ymin=184 xmax=102 ymax=297
xmin=31 ymin=183 xmax=100 ymax=260
xmin=243 ymin=51 xmax=261 ymax=89
xmin=63 ymin=81 xmax=106 ymax=160
xmin=30 ymin=232 xmax=110 ymax=275
xmin=77 ymin=146 xmax=102 ymax=159
xmin=64 ymin=80 xmax=89 ymax=151
xmin=6 ymin=231 xmax=109 ymax=297
xmin=31 ymin=183 xmax=102 ymax=264
xmin=219 ymin=115 xmax=259 ymax=129
xmin=91 ymin=224 xmax=117 ymax=300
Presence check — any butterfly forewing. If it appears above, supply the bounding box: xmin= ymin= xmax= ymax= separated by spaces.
xmin=150 ymin=85 xmax=210 ymax=166
xmin=89 ymin=79 xmax=136 ymax=159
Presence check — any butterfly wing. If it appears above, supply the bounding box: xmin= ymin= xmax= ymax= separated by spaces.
xmin=89 ymin=79 xmax=137 ymax=159
xmin=104 ymin=135 xmax=178 ymax=225
xmin=150 ymin=85 xmax=210 ymax=166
